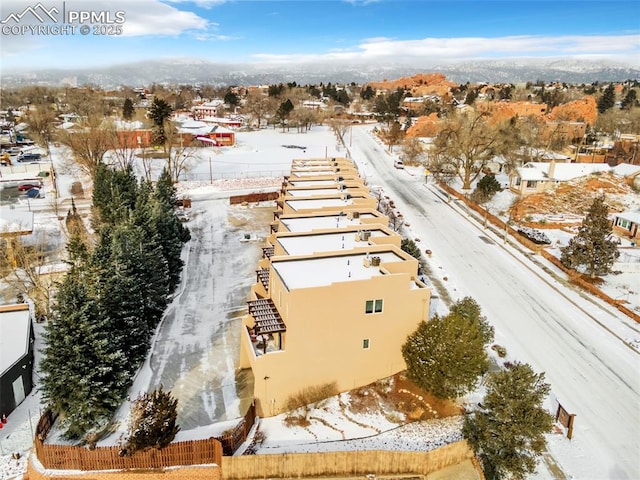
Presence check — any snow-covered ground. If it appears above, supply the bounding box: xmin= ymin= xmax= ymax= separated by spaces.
xmin=2 ymin=124 xmax=639 ymax=479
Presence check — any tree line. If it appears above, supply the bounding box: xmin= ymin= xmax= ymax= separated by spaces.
xmin=39 ymin=166 xmax=190 ymax=439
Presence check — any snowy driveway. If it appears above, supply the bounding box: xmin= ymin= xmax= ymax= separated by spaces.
xmin=142 ymin=195 xmax=272 ymax=429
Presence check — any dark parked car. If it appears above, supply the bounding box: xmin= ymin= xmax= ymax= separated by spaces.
xmin=18 ymin=152 xmax=42 ymax=162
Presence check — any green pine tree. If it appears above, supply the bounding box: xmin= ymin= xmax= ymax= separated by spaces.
xmin=560 ymin=195 xmax=620 ymax=278
xmin=92 ymin=164 xmax=139 ymax=229
xmin=40 ymin=265 xmax=130 ymax=439
xmin=597 ymin=84 xmax=616 ymax=113
xmin=155 ymin=167 xmax=179 ymax=208
xmin=401 ymin=237 xmax=422 ymax=260
xmin=122 ymin=98 xmax=135 ymax=120
xmin=463 ymin=363 xmax=554 ymax=480
xmin=121 ymin=386 xmax=180 ymax=455
xmin=620 ymin=89 xmax=637 ymax=110
xmin=147 ymin=97 xmax=173 ymax=147
xmin=94 ymin=223 xmax=154 ymax=367
xmin=402 ymin=296 xmax=494 ymax=399
xmin=471 ymin=174 xmax=502 ymax=204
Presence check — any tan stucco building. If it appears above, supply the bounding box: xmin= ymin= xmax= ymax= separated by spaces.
xmin=239 ymin=157 xmax=431 ymax=417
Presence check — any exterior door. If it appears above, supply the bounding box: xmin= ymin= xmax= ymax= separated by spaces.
xmin=13 ymin=376 xmax=25 ymax=406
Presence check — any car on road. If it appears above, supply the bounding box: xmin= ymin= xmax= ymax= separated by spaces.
xmin=393 ymin=159 xmax=404 ymax=169
xmin=17 ymin=183 xmax=42 ymax=191
xmin=18 ymin=152 xmax=42 ymax=162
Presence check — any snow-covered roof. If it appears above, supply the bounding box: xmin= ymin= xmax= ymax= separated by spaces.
xmin=612 ymin=163 xmax=640 ymax=178
xmin=194 ymin=100 xmax=224 ymax=108
xmin=276 ymin=228 xmax=390 ymax=256
xmin=614 ymin=211 xmax=640 ymax=224
xmin=280 ymin=212 xmax=378 ymax=233
xmin=290 ymin=170 xmax=336 ymax=177
xmin=288 ymin=180 xmax=337 ymax=187
xmin=286 ymin=188 xmax=340 ymax=197
xmin=0 ymin=210 xmax=34 ymax=235
xmin=517 ymin=147 xmax=572 ymax=161
xmin=518 ymin=162 xmax=611 ymax=182
xmin=113 ymin=120 xmax=144 ymax=130
xmin=286 ymin=198 xmax=357 ymax=211
xmin=178 ymin=119 xmax=212 ymax=130
xmin=515 ymin=166 xmax=547 ymax=181
xmin=0 ymin=304 xmax=31 ymax=375
xmin=199 ymin=116 xmax=244 ymax=125
xmin=272 ymin=250 xmax=404 ymax=289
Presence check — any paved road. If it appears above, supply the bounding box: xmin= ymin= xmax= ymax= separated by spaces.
xmin=348 ymin=126 xmax=640 ymax=479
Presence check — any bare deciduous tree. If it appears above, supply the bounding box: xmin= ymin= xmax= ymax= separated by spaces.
xmin=164 ymin=121 xmax=195 ymax=182
xmin=0 ymin=232 xmax=62 ymax=318
xmin=400 ymin=136 xmax=426 ymax=166
xmin=431 ymin=111 xmax=507 ymax=190
xmin=57 ymin=115 xmax=115 ymax=177
xmin=24 ymin=106 xmax=57 ymax=156
xmin=242 ymin=90 xmax=276 ymax=129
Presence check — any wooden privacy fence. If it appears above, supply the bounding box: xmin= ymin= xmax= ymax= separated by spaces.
xmin=221 ymin=441 xmax=474 ymax=479
xmin=34 ymin=409 xmax=223 ymax=471
xmin=439 ymin=183 xmax=640 ymax=324
xmin=217 ymin=401 xmax=256 ymax=455
xmin=229 ymin=191 xmax=279 ymax=205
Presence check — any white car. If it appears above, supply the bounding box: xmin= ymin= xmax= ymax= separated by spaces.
xmin=393 ymin=159 xmax=404 ymax=169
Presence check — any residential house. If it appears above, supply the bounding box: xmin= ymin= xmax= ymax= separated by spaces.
xmin=192 ymin=100 xmax=225 ymax=120
xmin=0 ymin=303 xmax=35 ymax=417
xmin=510 ymin=161 xmax=611 ymax=195
xmin=198 ymin=116 xmax=244 ymax=129
xmin=239 ymin=246 xmax=430 ymax=417
xmin=613 ymin=212 xmax=640 ymax=240
xmin=116 ymin=129 xmax=153 ymax=149
xmin=177 ymin=119 xmax=236 ymax=146
xmin=543 ymin=121 xmax=587 ymax=147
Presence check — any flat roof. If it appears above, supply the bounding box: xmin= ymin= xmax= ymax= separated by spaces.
xmin=290 ymin=170 xmax=336 ymax=177
xmin=288 ymin=180 xmax=337 ymax=187
xmin=276 ymin=228 xmax=390 ymax=256
xmin=0 ymin=304 xmax=31 ymax=375
xmin=281 ymin=213 xmax=378 ymax=232
xmin=272 ymin=251 xmax=405 ymax=289
xmin=286 ymin=188 xmax=340 ymax=197
xmin=286 ymin=198 xmax=356 ymax=211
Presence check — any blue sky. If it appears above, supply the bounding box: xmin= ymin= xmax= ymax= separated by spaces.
xmin=1 ymin=0 xmax=638 ymax=71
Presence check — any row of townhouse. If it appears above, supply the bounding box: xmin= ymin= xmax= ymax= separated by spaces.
xmin=239 ymin=157 xmax=431 ymax=417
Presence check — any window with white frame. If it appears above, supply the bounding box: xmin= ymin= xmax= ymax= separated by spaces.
xmin=365 ymin=299 xmax=383 ymax=314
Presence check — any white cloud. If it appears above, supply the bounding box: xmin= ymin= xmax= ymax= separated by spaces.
xmin=117 ymin=0 xmax=209 ymax=36
xmin=251 ymin=34 xmax=639 ymax=64
xmin=193 ymin=32 xmax=236 ymax=41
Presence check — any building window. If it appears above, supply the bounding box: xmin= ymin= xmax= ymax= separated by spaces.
xmin=526 ymin=180 xmax=536 ymax=189
xmin=363 ymin=339 xmax=370 ymax=349
xmin=365 ymin=299 xmax=383 ymax=314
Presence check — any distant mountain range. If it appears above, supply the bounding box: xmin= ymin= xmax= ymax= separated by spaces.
xmin=3 ymin=57 xmax=639 ymax=88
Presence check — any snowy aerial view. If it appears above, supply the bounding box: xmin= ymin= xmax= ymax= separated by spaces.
xmin=1 ymin=121 xmax=639 ymax=479
xmin=1 ymin=0 xmax=639 ymax=479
